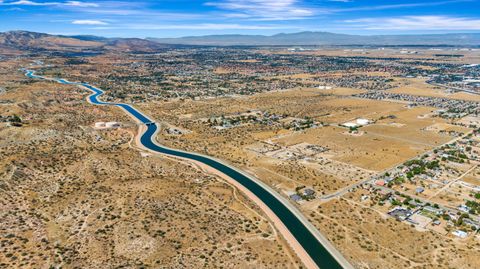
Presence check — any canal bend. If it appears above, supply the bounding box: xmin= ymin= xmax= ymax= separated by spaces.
xmin=24 ymin=69 xmax=347 ymax=269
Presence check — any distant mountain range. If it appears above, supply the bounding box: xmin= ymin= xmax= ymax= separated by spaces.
xmin=1 ymin=31 xmax=479 ymax=54
xmin=148 ymin=31 xmax=480 ymax=46
xmin=0 ymin=30 xmax=170 ymax=53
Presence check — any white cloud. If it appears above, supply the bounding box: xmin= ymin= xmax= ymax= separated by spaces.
xmin=5 ymin=6 xmax=25 ymax=10
xmin=72 ymin=19 xmax=107 ymax=25
xmin=65 ymin=1 xmax=98 ymax=7
xmin=0 ymin=0 xmax=98 ymax=7
xmin=345 ymin=16 xmax=480 ymax=30
xmin=2 ymin=0 xmax=55 ymax=5
xmin=205 ymin=0 xmax=315 ymax=20
xmin=331 ymin=0 xmax=469 ymax=12
xmin=204 ymin=0 xmax=466 ymax=19
xmin=90 ymin=23 xmax=298 ymax=30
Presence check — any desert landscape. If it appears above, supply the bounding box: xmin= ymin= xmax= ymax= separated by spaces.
xmin=0 ymin=59 xmax=300 ymax=268
xmin=1 ymin=27 xmax=480 ymax=269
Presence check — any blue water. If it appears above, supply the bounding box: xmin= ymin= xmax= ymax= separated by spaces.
xmin=24 ymin=69 xmax=345 ymax=269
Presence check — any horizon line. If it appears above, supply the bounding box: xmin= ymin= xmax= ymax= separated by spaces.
xmin=2 ymin=29 xmax=480 ymax=40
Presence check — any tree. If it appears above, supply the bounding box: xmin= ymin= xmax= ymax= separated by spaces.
xmin=9 ymin=114 xmax=21 ymax=123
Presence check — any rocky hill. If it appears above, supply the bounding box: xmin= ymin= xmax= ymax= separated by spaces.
xmin=0 ymin=31 xmax=170 ymax=53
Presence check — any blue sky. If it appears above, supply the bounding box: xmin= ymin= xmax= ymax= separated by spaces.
xmin=1 ymin=0 xmax=479 ymax=37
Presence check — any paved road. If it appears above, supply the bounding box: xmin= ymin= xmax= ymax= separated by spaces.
xmin=426 ymin=164 xmax=478 ymax=202
xmin=427 ymin=81 xmax=480 ymax=96
xmin=24 ymin=69 xmax=353 ymax=269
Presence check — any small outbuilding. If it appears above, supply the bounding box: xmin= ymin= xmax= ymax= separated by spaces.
xmin=290 ymin=194 xmax=303 ymax=202
xmin=94 ymin=122 xmax=106 ymax=128
xmin=356 ymin=118 xmax=370 ymax=125
xmin=415 ymin=187 xmax=425 ymax=194
xmin=452 ymin=230 xmax=468 ymax=238
xmin=105 ymin=121 xmax=121 ymax=128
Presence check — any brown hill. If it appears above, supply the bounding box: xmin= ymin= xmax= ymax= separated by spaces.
xmin=0 ymin=31 xmax=102 ymax=51
xmin=0 ymin=31 xmax=170 ymax=53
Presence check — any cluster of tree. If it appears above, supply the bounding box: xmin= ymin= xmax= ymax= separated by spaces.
xmin=403 ymin=159 xmax=440 ymax=179
xmin=1 ymin=114 xmax=22 ymax=126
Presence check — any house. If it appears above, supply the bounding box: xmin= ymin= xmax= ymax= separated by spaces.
xmin=302 ymin=188 xmax=315 ymax=197
xmin=448 ymin=212 xmax=459 ymax=221
xmin=463 ymin=219 xmax=480 ymax=230
xmin=458 ymin=204 xmax=471 ymax=213
xmin=290 ymin=194 xmax=302 ymax=202
xmin=423 ymin=206 xmax=443 ymax=215
xmin=388 ymin=207 xmax=412 ymax=221
xmin=452 ymin=230 xmax=468 ymax=238
xmin=415 ymin=187 xmax=425 ymax=194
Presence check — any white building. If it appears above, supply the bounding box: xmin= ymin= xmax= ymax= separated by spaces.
xmin=94 ymin=122 xmax=106 ymax=128
xmin=356 ymin=118 xmax=370 ymax=125
xmin=452 ymin=230 xmax=468 ymax=238
xmin=343 ymin=122 xmax=358 ymax=128
xmin=342 ymin=118 xmax=370 ymax=128
xmin=105 ymin=122 xmax=121 ymax=128
xmin=95 ymin=121 xmax=121 ymax=129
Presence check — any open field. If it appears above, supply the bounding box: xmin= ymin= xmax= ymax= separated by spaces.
xmin=142 ymin=88 xmax=464 ymax=178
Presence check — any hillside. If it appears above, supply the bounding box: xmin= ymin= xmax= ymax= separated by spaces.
xmin=0 ymin=31 xmax=170 ymax=53
xmin=0 ymin=31 xmax=102 ymax=51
